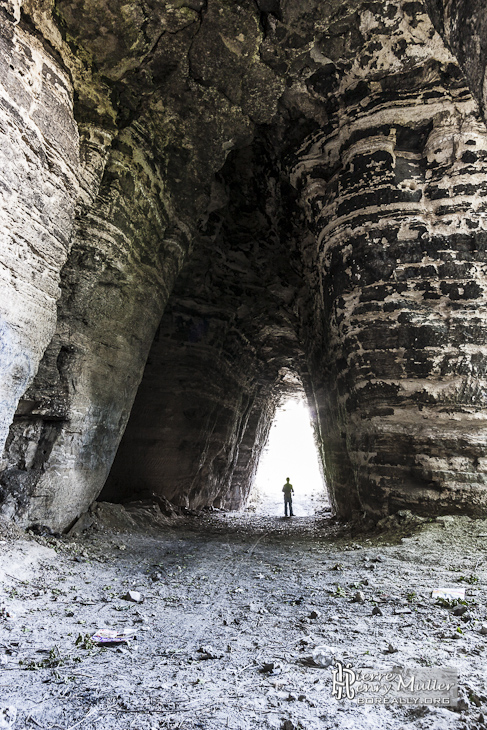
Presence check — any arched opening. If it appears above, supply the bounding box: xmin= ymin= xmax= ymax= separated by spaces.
xmin=247 ymin=392 xmax=329 ymax=517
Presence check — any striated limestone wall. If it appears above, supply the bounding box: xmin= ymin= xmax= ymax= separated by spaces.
xmin=3 ymin=0 xmax=487 ymax=528
xmin=424 ymin=0 xmax=487 ymax=120
xmin=0 ymin=0 xmax=290 ymax=529
xmin=1 ymin=127 xmax=191 ymax=528
xmin=0 ymin=6 xmax=81 ymax=459
xmin=103 ymin=136 xmax=305 ymax=512
xmin=221 ymin=396 xmax=277 ymax=511
xmin=292 ymin=1 xmax=487 ymax=517
xmin=102 ymin=298 xmax=278 ymax=510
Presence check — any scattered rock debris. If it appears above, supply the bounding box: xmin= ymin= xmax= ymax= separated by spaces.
xmin=121 ymin=590 xmax=144 ymax=603
xmin=0 ymin=510 xmax=486 ymax=728
xmin=197 ymin=645 xmax=224 ymax=660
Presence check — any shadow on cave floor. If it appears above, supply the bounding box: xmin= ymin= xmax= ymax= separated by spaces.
xmin=83 ymin=500 xmax=417 ymax=545
xmin=195 ymin=509 xmax=338 ymax=542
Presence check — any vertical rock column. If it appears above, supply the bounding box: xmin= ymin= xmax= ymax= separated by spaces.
xmin=294 ymin=69 xmax=487 ymax=517
xmin=0 ymin=10 xmax=81 ymax=456
xmin=1 ymin=124 xmax=190 ymax=529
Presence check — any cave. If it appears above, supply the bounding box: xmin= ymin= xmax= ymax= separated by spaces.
xmin=3 ymin=0 xmax=487 ymax=534
xmin=3 ymin=0 xmax=487 ymax=726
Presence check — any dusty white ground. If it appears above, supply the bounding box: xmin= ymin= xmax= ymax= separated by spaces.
xmin=1 ymin=507 xmax=487 ymax=730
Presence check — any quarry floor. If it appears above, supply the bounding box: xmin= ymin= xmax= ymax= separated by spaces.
xmin=1 ymin=508 xmax=487 ymax=730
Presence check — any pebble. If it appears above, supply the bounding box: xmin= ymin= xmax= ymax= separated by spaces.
xmin=122 ymin=590 xmax=144 ymax=603
xmin=480 ymin=624 xmax=487 ymax=635
xmin=372 ymin=606 xmax=383 ymax=616
xmin=0 ymin=606 xmax=15 ymax=621
xmin=453 ymin=605 xmax=468 ymax=616
xmin=132 ymin=613 xmax=148 ymax=623
xmin=197 ymin=645 xmax=223 ymax=660
xmin=309 ymin=609 xmax=321 ymax=619
xmin=282 ymin=721 xmax=297 ymax=730
xmin=312 ymin=645 xmax=336 ymax=667
xmin=260 ymin=661 xmax=282 ymax=675
xmin=353 ymin=591 xmax=365 ymax=603
xmin=0 ymin=706 xmax=16 ymax=729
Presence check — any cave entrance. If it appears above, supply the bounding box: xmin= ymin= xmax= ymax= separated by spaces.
xmin=248 ymin=394 xmax=328 ymax=516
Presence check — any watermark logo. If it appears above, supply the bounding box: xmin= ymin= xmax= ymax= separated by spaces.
xmin=331 ymin=660 xmax=458 ymax=706
xmin=331 ymin=661 xmax=356 ymax=700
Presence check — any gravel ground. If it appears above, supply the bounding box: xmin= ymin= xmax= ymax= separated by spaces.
xmin=1 ymin=506 xmax=487 ymax=730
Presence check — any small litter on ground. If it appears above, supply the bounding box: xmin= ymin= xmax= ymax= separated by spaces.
xmin=431 ymin=587 xmax=466 ymax=601
xmin=91 ymin=628 xmax=137 ymax=645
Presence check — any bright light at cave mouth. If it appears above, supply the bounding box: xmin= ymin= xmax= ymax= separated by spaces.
xmin=248 ymin=396 xmax=329 ymax=517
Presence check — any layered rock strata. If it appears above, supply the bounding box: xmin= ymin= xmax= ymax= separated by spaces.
xmin=2 ymin=0 xmax=487 ymax=528
xmin=425 ymin=0 xmax=487 ymax=120
xmin=103 ymin=137 xmax=308 ymax=511
xmin=102 ymin=292 xmax=279 ymax=510
xmin=292 ymin=2 xmax=487 ymax=516
xmin=0 ymin=0 xmax=289 ymax=528
xmin=0 ymin=12 xmax=81 ymax=458
xmin=1 ymin=127 xmax=192 ymax=527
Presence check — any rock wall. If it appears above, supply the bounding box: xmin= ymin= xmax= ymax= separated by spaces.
xmin=0 ymin=5 xmax=81 ymax=459
xmin=1 ymin=126 xmax=192 ymax=527
xmin=102 ymin=294 xmax=279 ymax=510
xmin=424 ymin=0 xmax=487 ymax=119
xmin=103 ymin=136 xmax=307 ymax=511
xmin=0 ymin=0 xmax=291 ymax=528
xmin=2 ymin=0 xmax=487 ymax=527
xmin=291 ymin=1 xmax=487 ymax=517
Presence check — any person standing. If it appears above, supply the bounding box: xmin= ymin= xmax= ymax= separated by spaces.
xmin=282 ymin=477 xmax=294 ymax=517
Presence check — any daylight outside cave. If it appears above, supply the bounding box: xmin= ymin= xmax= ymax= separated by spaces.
xmin=248 ymin=394 xmax=329 ymax=517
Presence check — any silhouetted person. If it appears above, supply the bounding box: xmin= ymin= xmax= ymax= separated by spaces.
xmin=282 ymin=477 xmax=294 ymax=517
